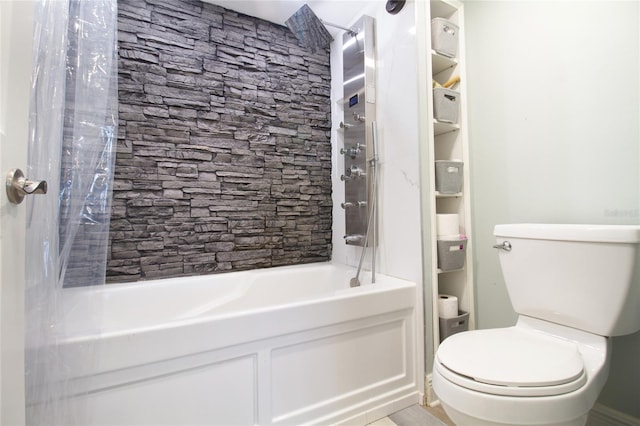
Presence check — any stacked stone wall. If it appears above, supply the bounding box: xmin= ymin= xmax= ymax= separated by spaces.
xmin=107 ymin=0 xmax=332 ymax=282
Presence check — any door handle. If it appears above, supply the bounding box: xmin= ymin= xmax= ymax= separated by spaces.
xmin=5 ymin=168 xmax=47 ymax=205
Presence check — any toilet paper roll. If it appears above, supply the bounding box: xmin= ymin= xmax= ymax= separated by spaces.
xmin=436 ymin=214 xmax=460 ymax=238
xmin=438 ymin=294 xmax=459 ymax=318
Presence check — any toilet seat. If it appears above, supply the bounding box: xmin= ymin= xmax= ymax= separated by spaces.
xmin=436 ymin=327 xmax=588 ymax=397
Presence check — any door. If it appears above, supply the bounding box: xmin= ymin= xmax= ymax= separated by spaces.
xmin=0 ymin=1 xmax=36 ymax=424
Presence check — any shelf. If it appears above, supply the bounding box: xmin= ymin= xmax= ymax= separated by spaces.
xmin=437 ymin=267 xmax=465 ymax=274
xmin=431 ymin=50 xmax=457 ymax=74
xmin=435 ymin=191 xmax=462 ymax=198
xmin=431 ymin=1 xmax=459 ymax=21
xmin=423 ymin=0 xmax=474 ymax=368
xmin=433 ymin=120 xmax=459 ymax=135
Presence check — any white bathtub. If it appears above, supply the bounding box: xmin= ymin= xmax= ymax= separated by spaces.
xmin=57 ymin=262 xmax=419 ymax=425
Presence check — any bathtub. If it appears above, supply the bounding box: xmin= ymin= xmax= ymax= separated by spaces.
xmin=55 ymin=262 xmax=419 ymax=425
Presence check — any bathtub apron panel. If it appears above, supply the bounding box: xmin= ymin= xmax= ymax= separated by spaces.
xmin=49 ymin=263 xmax=419 ymax=425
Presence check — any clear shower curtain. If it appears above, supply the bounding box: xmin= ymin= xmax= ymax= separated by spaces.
xmin=25 ymin=0 xmax=117 ymax=423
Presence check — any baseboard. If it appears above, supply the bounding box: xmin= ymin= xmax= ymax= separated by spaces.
xmin=587 ymin=403 xmax=640 ymax=426
xmin=333 ymin=391 xmax=421 ymax=426
xmin=425 ymin=373 xmax=439 ymax=407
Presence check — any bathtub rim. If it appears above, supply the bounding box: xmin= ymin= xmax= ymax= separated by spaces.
xmin=58 ymin=261 xmax=417 ymax=343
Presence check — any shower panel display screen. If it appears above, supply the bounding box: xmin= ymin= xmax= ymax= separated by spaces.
xmin=341 ymin=15 xmax=376 ymax=246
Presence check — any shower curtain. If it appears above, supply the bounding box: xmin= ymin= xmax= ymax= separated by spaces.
xmin=25 ymin=0 xmax=117 ymax=423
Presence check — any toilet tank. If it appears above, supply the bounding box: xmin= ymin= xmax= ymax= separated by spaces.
xmin=494 ymin=224 xmax=640 ymax=336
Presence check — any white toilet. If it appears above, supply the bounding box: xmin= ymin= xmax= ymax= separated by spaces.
xmin=432 ymin=223 xmax=640 ymax=426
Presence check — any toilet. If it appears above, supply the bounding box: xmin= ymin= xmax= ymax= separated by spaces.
xmin=432 ymin=224 xmax=640 ymax=426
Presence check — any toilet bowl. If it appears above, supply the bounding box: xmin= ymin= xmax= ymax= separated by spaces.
xmin=433 ymin=317 xmax=610 ymax=426
xmin=433 ymin=224 xmax=640 ymax=426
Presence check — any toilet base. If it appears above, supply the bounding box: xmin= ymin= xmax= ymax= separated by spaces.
xmin=440 ymin=401 xmax=588 ymax=426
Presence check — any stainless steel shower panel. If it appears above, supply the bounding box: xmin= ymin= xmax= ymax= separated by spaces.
xmin=342 ymin=15 xmax=376 ymax=246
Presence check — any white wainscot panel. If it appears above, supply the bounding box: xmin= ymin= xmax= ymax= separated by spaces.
xmin=73 ymin=355 xmax=256 ymax=425
xmin=271 ymin=319 xmax=408 ymax=424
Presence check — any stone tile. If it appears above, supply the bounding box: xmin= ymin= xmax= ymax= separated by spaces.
xmin=108 ymin=0 xmax=332 ymax=283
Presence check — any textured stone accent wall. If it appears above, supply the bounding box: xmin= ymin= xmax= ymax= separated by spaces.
xmin=107 ymin=0 xmax=332 ymax=282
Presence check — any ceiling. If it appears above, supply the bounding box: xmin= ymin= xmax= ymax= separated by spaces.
xmin=203 ymin=0 xmax=377 ymax=37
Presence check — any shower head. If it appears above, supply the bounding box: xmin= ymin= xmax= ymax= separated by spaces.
xmin=286 ymin=4 xmax=359 ymax=52
xmin=285 ymin=4 xmax=333 ymax=52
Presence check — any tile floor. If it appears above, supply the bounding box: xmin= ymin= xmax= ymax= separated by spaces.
xmin=369 ymin=404 xmax=455 ymax=426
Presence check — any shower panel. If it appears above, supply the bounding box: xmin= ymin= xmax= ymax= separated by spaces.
xmin=341 ymin=15 xmax=376 ymax=247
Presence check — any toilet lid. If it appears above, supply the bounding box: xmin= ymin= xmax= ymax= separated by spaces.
xmin=437 ymin=327 xmax=585 ymax=393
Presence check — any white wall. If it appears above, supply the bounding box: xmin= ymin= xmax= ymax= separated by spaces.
xmin=465 ymin=0 xmax=640 ymax=418
xmin=329 ymin=0 xmax=425 ymax=394
xmin=330 ymin=1 xmax=423 ymax=287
